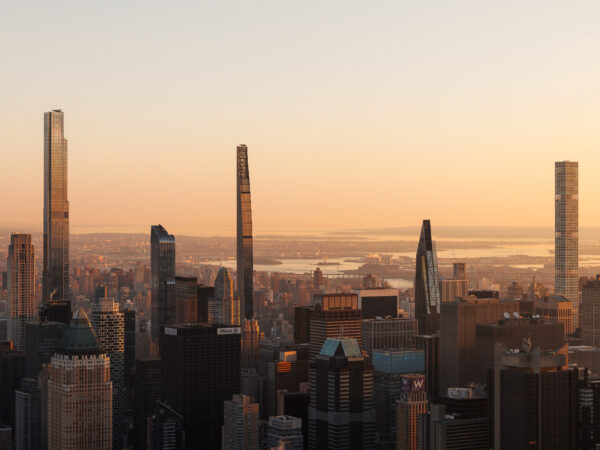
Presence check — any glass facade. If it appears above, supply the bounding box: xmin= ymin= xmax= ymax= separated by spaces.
xmin=150 ymin=225 xmax=175 ymax=344
xmin=555 ymin=161 xmax=579 ymax=328
xmin=414 ymin=220 xmax=441 ymax=334
xmin=237 ymin=145 xmax=254 ymax=320
xmin=43 ymin=110 xmax=69 ymax=302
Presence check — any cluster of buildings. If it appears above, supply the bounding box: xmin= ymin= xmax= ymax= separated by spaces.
xmin=1 ymin=111 xmax=600 ymax=450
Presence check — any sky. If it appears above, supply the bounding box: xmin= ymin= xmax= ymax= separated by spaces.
xmin=1 ymin=1 xmax=600 ymax=236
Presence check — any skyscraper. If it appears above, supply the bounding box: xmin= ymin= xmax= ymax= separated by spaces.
xmin=396 ymin=374 xmax=428 ymax=450
xmin=43 ymin=109 xmax=69 ymax=302
xmin=47 ymin=308 xmax=112 ymax=450
xmin=15 ymin=377 xmax=41 ymax=450
xmin=308 ymin=338 xmax=376 ymax=449
xmin=222 ymin=394 xmax=259 ymax=450
xmin=266 ymin=416 xmax=304 ymax=450
xmin=161 ymin=323 xmax=241 ymax=449
xmin=7 ymin=233 xmax=35 ymax=351
xmin=555 ymin=161 xmax=579 ymax=328
xmin=581 ymin=276 xmax=600 ymax=347
xmin=150 ymin=225 xmax=175 ymax=347
xmin=237 ymin=144 xmax=254 ymax=320
xmin=90 ymin=298 xmax=125 ymax=449
xmin=208 ymin=267 xmax=240 ymax=325
xmin=415 ymin=220 xmax=441 ymax=334
xmin=241 ymin=318 xmax=262 ymax=369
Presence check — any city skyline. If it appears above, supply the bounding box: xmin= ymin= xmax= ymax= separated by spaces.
xmin=2 ymin=3 xmax=600 ymax=233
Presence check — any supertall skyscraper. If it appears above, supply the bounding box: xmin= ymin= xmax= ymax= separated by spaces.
xmin=415 ymin=220 xmax=441 ymax=334
xmin=43 ymin=109 xmax=70 ymax=302
xmin=237 ymin=144 xmax=254 ymax=320
xmin=150 ymin=225 xmax=175 ymax=347
xmin=555 ymin=161 xmax=579 ymax=328
xmin=7 ymin=233 xmax=36 ymax=351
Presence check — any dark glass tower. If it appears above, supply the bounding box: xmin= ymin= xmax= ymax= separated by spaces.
xmin=414 ymin=220 xmax=441 ymax=334
xmin=43 ymin=109 xmax=70 ymax=302
xmin=237 ymin=144 xmax=254 ymax=320
xmin=150 ymin=225 xmax=175 ymax=346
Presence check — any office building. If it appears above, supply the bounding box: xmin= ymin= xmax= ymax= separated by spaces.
xmin=362 ymin=317 xmax=418 ymax=355
xmin=582 ymin=276 xmax=600 ymax=347
xmin=396 ymin=375 xmax=428 ymax=450
xmin=197 ymin=285 xmax=214 ymax=323
xmin=0 ymin=342 xmax=25 ymax=432
xmin=150 ymin=224 xmax=175 ymax=346
xmin=222 ymin=394 xmax=259 ymax=450
xmin=121 ymin=302 xmax=136 ymax=380
xmin=506 ymin=281 xmax=524 ymax=300
xmin=351 ymin=288 xmax=400 ymax=319
xmin=47 ymin=308 xmax=112 ymax=450
xmin=0 ymin=425 xmax=12 ymax=450
xmin=310 ymin=294 xmax=362 ymax=359
xmin=90 ymin=298 xmax=125 ymax=449
xmin=208 ymin=267 xmax=240 ymax=325
xmin=147 ymin=401 xmax=185 ymax=450
xmin=174 ymin=276 xmax=198 ymax=324
xmin=555 ymin=161 xmax=579 ymax=328
xmin=266 ymin=415 xmax=303 ymax=450
xmin=134 ymin=358 xmax=161 ymax=450
xmin=39 ymin=300 xmax=71 ymax=324
xmin=534 ymin=294 xmax=573 ymax=336
xmin=440 ymin=279 xmax=468 ymax=303
xmin=489 ymin=346 xmax=576 ymax=450
xmin=237 ymin=144 xmax=254 ymax=320
xmin=15 ymin=377 xmax=41 ymax=450
xmin=577 ymin=377 xmax=600 ymax=450
xmin=308 ymin=338 xmax=375 ymax=449
xmin=439 ymin=298 xmax=519 ymax=391
xmin=161 ymin=323 xmax=240 ymax=449
xmin=263 ymin=348 xmax=309 ymax=419
xmin=475 ymin=317 xmax=565 ymax=383
xmin=43 ymin=109 xmax=69 ymax=302
xmin=25 ymin=321 xmax=66 ymax=379
xmin=414 ymin=220 xmax=441 ymax=334
xmin=415 ymin=334 xmax=440 ymax=401
xmin=241 ymin=318 xmax=263 ymax=369
xmin=453 ymin=263 xmax=466 ymax=280
xmin=7 ymin=234 xmax=36 ymax=351
xmin=294 ymin=306 xmax=311 ymax=344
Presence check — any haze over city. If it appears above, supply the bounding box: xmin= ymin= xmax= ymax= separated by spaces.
xmin=2 ymin=2 xmax=600 ymax=234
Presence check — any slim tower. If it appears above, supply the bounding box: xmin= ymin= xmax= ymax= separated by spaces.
xmin=555 ymin=161 xmax=579 ymax=328
xmin=43 ymin=109 xmax=69 ymax=302
xmin=7 ymin=234 xmax=36 ymax=351
xmin=150 ymin=225 xmax=175 ymax=348
xmin=237 ymin=144 xmax=254 ymax=320
xmin=414 ymin=220 xmax=441 ymax=334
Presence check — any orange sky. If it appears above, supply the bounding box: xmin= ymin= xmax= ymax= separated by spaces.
xmin=1 ymin=2 xmax=600 ymax=235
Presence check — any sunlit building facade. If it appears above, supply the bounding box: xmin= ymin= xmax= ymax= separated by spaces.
xmin=43 ymin=109 xmax=70 ymax=302
xmin=555 ymin=161 xmax=579 ymax=328
xmin=7 ymin=233 xmax=36 ymax=351
xmin=415 ymin=220 xmax=441 ymax=334
xmin=237 ymin=144 xmax=254 ymax=320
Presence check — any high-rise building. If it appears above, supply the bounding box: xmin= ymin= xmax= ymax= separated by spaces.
xmin=475 ymin=317 xmax=565 ymax=384
xmin=147 ymin=400 xmax=185 ymax=450
xmin=489 ymin=346 xmax=576 ymax=450
xmin=161 ymin=323 xmax=241 ymax=449
xmin=555 ymin=161 xmax=579 ymax=328
xmin=241 ymin=318 xmax=263 ymax=369
xmin=150 ymin=225 xmax=175 ymax=347
xmin=309 ymin=294 xmax=362 ymax=359
xmin=7 ymin=233 xmax=36 ymax=351
xmin=414 ymin=334 xmax=440 ymax=402
xmin=237 ymin=144 xmax=254 ymax=320
xmin=121 ymin=302 xmax=136 ymax=381
xmin=439 ymin=279 xmax=468 ymax=303
xmin=362 ymin=317 xmax=418 ymax=356
xmin=266 ymin=415 xmax=303 ymax=450
xmin=47 ymin=308 xmax=112 ymax=450
xmin=439 ymin=298 xmax=519 ymax=392
xmin=25 ymin=321 xmax=67 ymax=379
xmin=197 ymin=285 xmax=214 ymax=323
xmin=43 ymin=109 xmax=69 ymax=303
xmin=506 ymin=281 xmax=524 ymax=301
xmin=90 ymin=298 xmax=125 ymax=449
xmin=15 ymin=377 xmax=41 ymax=450
xmin=208 ymin=267 xmax=240 ymax=325
xmin=577 ymin=377 xmax=600 ymax=450
xmin=174 ymin=276 xmax=198 ymax=324
xmin=534 ymin=294 xmax=573 ymax=336
xmin=134 ymin=358 xmax=161 ymax=450
xmin=582 ymin=276 xmax=600 ymax=347
xmin=351 ymin=288 xmax=400 ymax=319
xmin=222 ymin=394 xmax=259 ymax=450
xmin=395 ymin=374 xmax=428 ymax=450
xmin=38 ymin=300 xmax=71 ymax=324
xmin=452 ymin=263 xmax=466 ymax=280
xmin=308 ymin=338 xmax=375 ymax=449
xmin=294 ymin=306 xmax=311 ymax=344
xmin=0 ymin=425 xmax=12 ymax=450
xmin=0 ymin=342 xmax=25 ymax=433
xmin=415 ymin=220 xmax=441 ymax=334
